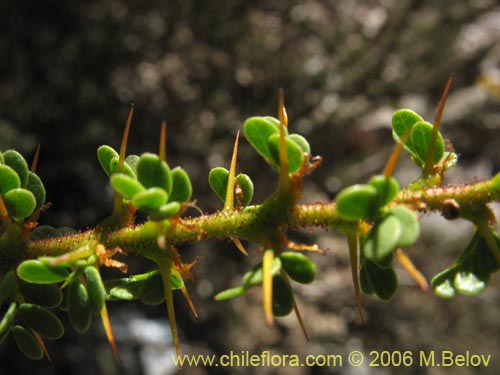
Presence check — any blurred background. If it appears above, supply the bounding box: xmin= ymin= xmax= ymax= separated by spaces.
xmin=1 ymin=0 xmax=500 ymax=374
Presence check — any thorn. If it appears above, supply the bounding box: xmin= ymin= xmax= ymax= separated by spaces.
xmin=423 ymin=74 xmax=454 ymax=176
xmin=262 ymin=248 xmax=274 ymax=326
xmin=30 ymin=144 xmax=41 ymax=172
xmin=224 ymin=131 xmax=240 ymax=211
xmin=159 ymin=121 xmax=167 ymax=162
xmin=383 ymin=127 xmax=411 ymax=177
xmin=180 ymin=285 xmax=199 ymax=319
xmin=278 ymin=89 xmax=291 ymax=191
xmin=113 ymin=104 xmax=134 ymax=218
xmin=281 ymin=271 xmax=310 ymax=341
xmin=347 ymin=233 xmax=364 ymax=323
xmin=395 ymin=248 xmax=429 ymax=291
xmin=32 ymin=329 xmax=52 ymax=363
xmin=157 ymin=255 xmax=182 ymax=365
xmin=232 ymin=237 xmax=248 ymax=256
xmin=118 ymin=104 xmax=134 ymax=173
xmin=285 ymin=240 xmax=326 ymax=254
xmin=100 ymin=303 xmax=121 ymax=363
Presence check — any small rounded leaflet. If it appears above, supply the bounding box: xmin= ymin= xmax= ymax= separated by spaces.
xmin=389 ymin=205 xmax=420 ymax=248
xmin=68 ymin=280 xmax=92 ymax=333
xmin=280 ymin=252 xmax=316 ymax=284
xmin=235 ymin=174 xmax=254 ymax=207
xmin=132 ymin=187 xmax=168 ymax=212
xmin=83 ymin=266 xmax=106 ymax=314
xmin=97 ymin=145 xmax=119 ymax=176
xmin=410 ymin=121 xmax=445 ymax=167
xmin=110 ymin=173 xmax=145 ymax=200
xmin=243 ymin=117 xmax=281 ymax=164
xmin=272 ymin=275 xmax=294 ymax=317
xmin=267 ymin=134 xmax=305 ymax=173
xmin=2 ymin=150 xmax=29 ymax=187
xmin=26 ymin=172 xmax=46 ymax=210
xmin=335 ymin=184 xmax=379 ymax=220
xmin=368 ymin=175 xmax=400 ymax=207
xmin=169 ymin=167 xmax=192 ymax=203
xmin=0 ymin=164 xmax=21 ymax=195
xmin=17 ymin=303 xmax=64 ymax=340
xmin=17 ymin=260 xmax=69 ymax=284
xmin=12 ymin=325 xmax=43 ymax=360
xmin=360 ymin=260 xmax=398 ymax=300
xmin=136 ymin=153 xmax=172 ymax=194
xmin=288 ymin=133 xmax=311 ymax=154
xmin=4 ymin=188 xmax=37 ymax=219
xmin=19 ymin=282 xmax=63 ymax=308
xmin=363 ymin=215 xmax=402 ymax=262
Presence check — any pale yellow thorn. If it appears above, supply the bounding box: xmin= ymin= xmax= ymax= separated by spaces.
xmin=159 ymin=121 xmax=167 ymax=162
xmin=231 ymin=237 xmax=248 ymax=256
xmin=262 ymin=248 xmax=274 ymax=326
xmin=395 ymin=248 xmax=429 ymax=291
xmin=224 ymin=131 xmax=240 ymax=211
xmin=180 ymin=285 xmax=199 ymax=319
xmin=100 ymin=303 xmax=121 ymax=363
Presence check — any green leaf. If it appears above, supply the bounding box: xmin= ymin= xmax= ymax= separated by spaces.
xmin=68 ymin=280 xmax=92 ymax=333
xmin=169 ymin=167 xmax=192 ymax=203
xmin=139 ymin=272 xmax=165 ymax=305
xmin=280 ymin=252 xmax=316 ymax=284
xmin=208 ymin=167 xmax=229 ymax=202
xmin=368 ymin=175 xmax=400 ymax=207
xmin=209 ymin=168 xmax=253 ymax=208
xmin=132 ymin=187 xmax=168 ymax=212
xmin=243 ymin=116 xmax=281 ymax=164
xmin=136 ymin=153 xmax=172 ymax=194
xmin=109 ymin=156 xmax=137 ymax=178
xmin=392 ymin=109 xmax=423 ymax=144
xmin=360 ymin=259 xmax=398 ymax=300
xmin=268 ymin=133 xmax=305 ymax=173
xmin=97 ymin=145 xmax=119 ymax=176
xmin=335 ymin=184 xmax=379 ymax=220
xmin=3 ymin=150 xmax=29 ymax=187
xmin=0 ymin=164 xmax=21 ymax=195
xmin=0 ymin=271 xmax=17 ymax=305
xmin=235 ymin=173 xmax=254 ymax=207
xmin=453 ymin=271 xmax=486 ymax=295
xmin=363 ymin=215 xmax=402 ymax=262
xmin=214 ymin=285 xmax=248 ymax=301
xmin=4 ymin=188 xmax=36 ymax=219
xmin=125 ymin=154 xmax=140 ymax=175
xmin=272 ymin=275 xmax=294 ymax=317
xmin=25 ymin=172 xmax=46 ymax=210
xmin=389 ymin=205 xmax=420 ymax=247
xmin=17 ymin=260 xmax=69 ymax=284
xmin=0 ymin=302 xmax=16 ymax=344
xmin=30 ymin=225 xmax=57 ymax=240
xmin=17 ymin=303 xmax=64 ymax=340
xmin=105 ymin=270 xmax=182 ymax=301
xmin=105 ymin=278 xmax=143 ymax=300
xmin=110 ymin=173 xmax=145 ymax=200
xmin=83 ymin=267 xmax=106 ymax=314
xmin=243 ymin=257 xmax=282 ymax=287
xmin=288 ymin=133 xmax=311 ymax=154
xmin=431 ymin=231 xmax=500 ymax=298
xmin=410 ymin=121 xmax=444 ymax=167
xmin=0 ymin=151 xmax=4 ymax=164
xmin=19 ymin=282 xmax=63 ymax=308
xmin=431 ymin=269 xmax=457 ymax=298
xmin=12 ymin=325 xmax=43 ymax=360
xmin=149 ymin=202 xmax=181 ymax=220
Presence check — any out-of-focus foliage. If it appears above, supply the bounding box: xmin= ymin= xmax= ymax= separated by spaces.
xmin=1 ymin=0 xmax=500 ymax=374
